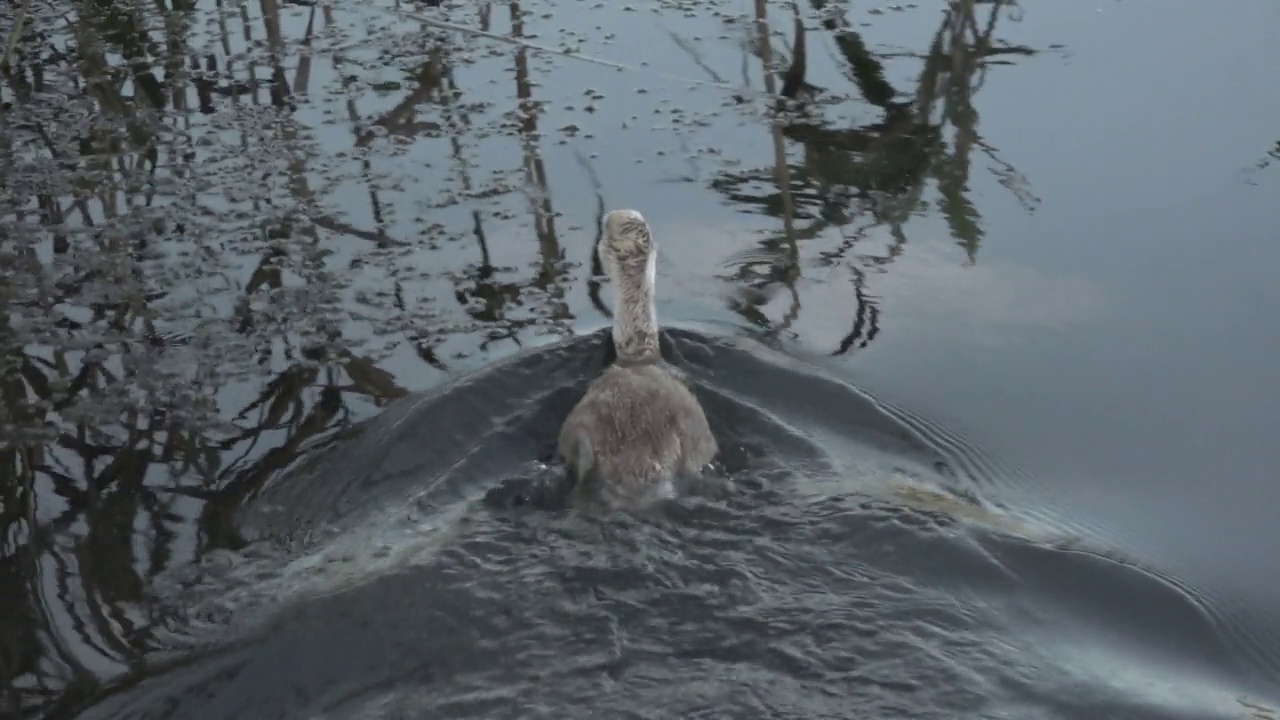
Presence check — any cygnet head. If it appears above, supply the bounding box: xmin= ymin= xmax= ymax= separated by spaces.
xmin=600 ymin=209 xmax=660 ymax=363
xmin=601 ymin=209 xmax=657 ymax=281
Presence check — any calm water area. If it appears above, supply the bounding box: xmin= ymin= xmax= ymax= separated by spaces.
xmin=1 ymin=0 xmax=1278 ymax=718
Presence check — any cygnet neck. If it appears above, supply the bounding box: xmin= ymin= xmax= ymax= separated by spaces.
xmin=610 ymin=252 xmax=660 ymax=364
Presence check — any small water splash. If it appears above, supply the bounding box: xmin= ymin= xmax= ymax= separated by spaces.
xmin=148 ymin=489 xmax=477 ymax=652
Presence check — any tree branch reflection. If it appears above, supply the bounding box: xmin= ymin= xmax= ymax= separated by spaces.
xmin=713 ymin=0 xmax=1038 ymax=354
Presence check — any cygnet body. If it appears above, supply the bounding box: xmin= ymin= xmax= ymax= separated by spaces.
xmin=558 ymin=210 xmax=718 ymax=508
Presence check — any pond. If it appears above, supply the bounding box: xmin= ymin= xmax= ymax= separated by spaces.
xmin=2 ymin=0 xmax=1278 ymax=718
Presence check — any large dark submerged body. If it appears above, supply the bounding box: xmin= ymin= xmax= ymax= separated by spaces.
xmin=77 ymin=328 xmax=1280 ymax=720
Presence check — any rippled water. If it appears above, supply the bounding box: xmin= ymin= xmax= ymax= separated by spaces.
xmin=68 ymin=328 xmax=1275 ymax=720
xmin=3 ymin=0 xmax=1279 ymax=718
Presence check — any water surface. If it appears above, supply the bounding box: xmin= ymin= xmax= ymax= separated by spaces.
xmin=1 ymin=0 xmax=1278 ymax=718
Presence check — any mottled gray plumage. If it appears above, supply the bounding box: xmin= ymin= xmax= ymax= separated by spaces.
xmin=558 ymin=209 xmax=718 ymax=508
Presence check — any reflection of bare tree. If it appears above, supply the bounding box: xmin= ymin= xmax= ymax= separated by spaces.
xmin=2 ymin=0 xmax=600 ymax=707
xmin=713 ymin=0 xmax=1038 ymax=353
xmin=1252 ymin=140 xmax=1279 ymax=175
xmin=0 ymin=1 xmax=445 ymax=715
xmin=510 ymin=2 xmax=567 ymax=310
xmin=738 ymin=0 xmax=803 ymax=341
xmin=571 ymin=149 xmax=612 ymax=320
xmin=449 ymin=1 xmax=570 ymax=351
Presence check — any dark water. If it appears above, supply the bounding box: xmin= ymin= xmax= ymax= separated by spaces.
xmin=2 ymin=0 xmax=1279 ymax=718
